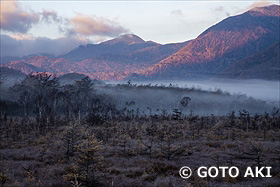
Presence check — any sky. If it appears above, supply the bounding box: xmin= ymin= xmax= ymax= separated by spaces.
xmin=1 ymin=0 xmax=279 ymax=57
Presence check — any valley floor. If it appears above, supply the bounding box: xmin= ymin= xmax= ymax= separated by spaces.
xmin=1 ymin=115 xmax=280 ymax=186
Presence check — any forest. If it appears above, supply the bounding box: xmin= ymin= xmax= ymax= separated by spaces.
xmin=0 ymin=73 xmax=279 ymax=186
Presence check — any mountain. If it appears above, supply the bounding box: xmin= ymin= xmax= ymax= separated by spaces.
xmin=2 ymin=5 xmax=279 ymax=81
xmin=0 ymin=56 xmax=21 ymax=65
xmin=2 ymin=34 xmax=190 ymax=80
xmin=60 ymin=34 xmax=159 ymax=62
xmin=0 ymin=53 xmax=55 ymax=65
xmin=215 ymin=40 xmax=280 ymax=80
xmin=102 ymin=34 xmax=146 ymax=45
xmin=133 ymin=5 xmax=280 ymax=80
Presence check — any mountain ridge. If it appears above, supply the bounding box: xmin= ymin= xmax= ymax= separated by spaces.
xmin=59 ymin=34 xmax=160 ymax=62
xmin=1 ymin=35 xmax=191 ymax=80
xmin=1 ymin=5 xmax=279 ymax=81
xmin=131 ymin=4 xmax=280 ymax=80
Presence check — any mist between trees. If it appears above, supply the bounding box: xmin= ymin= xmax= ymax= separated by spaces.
xmin=0 ymin=73 xmax=280 ymax=186
xmin=0 ymin=73 xmax=278 ymax=118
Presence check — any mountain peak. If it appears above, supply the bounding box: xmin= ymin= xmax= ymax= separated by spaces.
xmin=102 ymin=34 xmax=145 ymax=45
xmin=248 ymin=4 xmax=280 ymax=17
xmin=134 ymin=4 xmax=280 ymax=80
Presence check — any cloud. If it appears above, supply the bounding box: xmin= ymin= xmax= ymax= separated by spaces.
xmin=0 ymin=34 xmax=89 ymax=57
xmin=67 ymin=14 xmax=128 ymax=37
xmin=0 ymin=0 xmax=129 ymax=39
xmin=213 ymin=6 xmax=231 ymax=17
xmin=0 ymin=0 xmax=129 ymax=57
xmin=0 ymin=0 xmax=40 ymax=33
xmin=0 ymin=1 xmax=64 ymax=33
xmin=171 ymin=9 xmax=183 ymax=16
xmin=40 ymin=9 xmax=62 ymax=24
xmin=214 ymin=6 xmax=225 ymax=12
xmin=9 ymin=33 xmax=35 ymax=40
xmin=247 ymin=0 xmax=273 ymax=10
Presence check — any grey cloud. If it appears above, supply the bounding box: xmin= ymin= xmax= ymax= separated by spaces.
xmin=0 ymin=0 xmax=40 ymax=33
xmin=0 ymin=1 xmax=129 ymax=39
xmin=213 ymin=6 xmax=231 ymax=17
xmin=40 ymin=9 xmax=62 ymax=24
xmin=0 ymin=34 xmax=89 ymax=57
xmin=67 ymin=14 xmax=128 ymax=37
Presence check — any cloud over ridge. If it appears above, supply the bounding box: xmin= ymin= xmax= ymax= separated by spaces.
xmin=0 ymin=0 xmax=129 ymax=57
xmin=0 ymin=0 xmax=39 ymax=33
xmin=0 ymin=34 xmax=89 ymax=57
xmin=68 ymin=14 xmax=128 ymax=37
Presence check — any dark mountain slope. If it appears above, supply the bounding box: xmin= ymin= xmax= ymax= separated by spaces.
xmin=60 ymin=34 xmax=159 ymax=62
xmin=135 ymin=5 xmax=280 ymax=80
xmin=2 ymin=35 xmax=190 ymax=80
xmin=216 ymin=40 xmax=280 ymax=80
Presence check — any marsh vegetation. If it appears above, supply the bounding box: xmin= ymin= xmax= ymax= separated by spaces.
xmin=0 ymin=74 xmax=279 ymax=186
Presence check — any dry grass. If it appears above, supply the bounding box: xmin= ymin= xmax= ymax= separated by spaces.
xmin=0 ymin=115 xmax=280 ymax=186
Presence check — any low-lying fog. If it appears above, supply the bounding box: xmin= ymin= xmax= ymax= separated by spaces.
xmin=1 ymin=77 xmax=279 ymax=116
xmin=107 ymin=79 xmax=280 ymax=103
